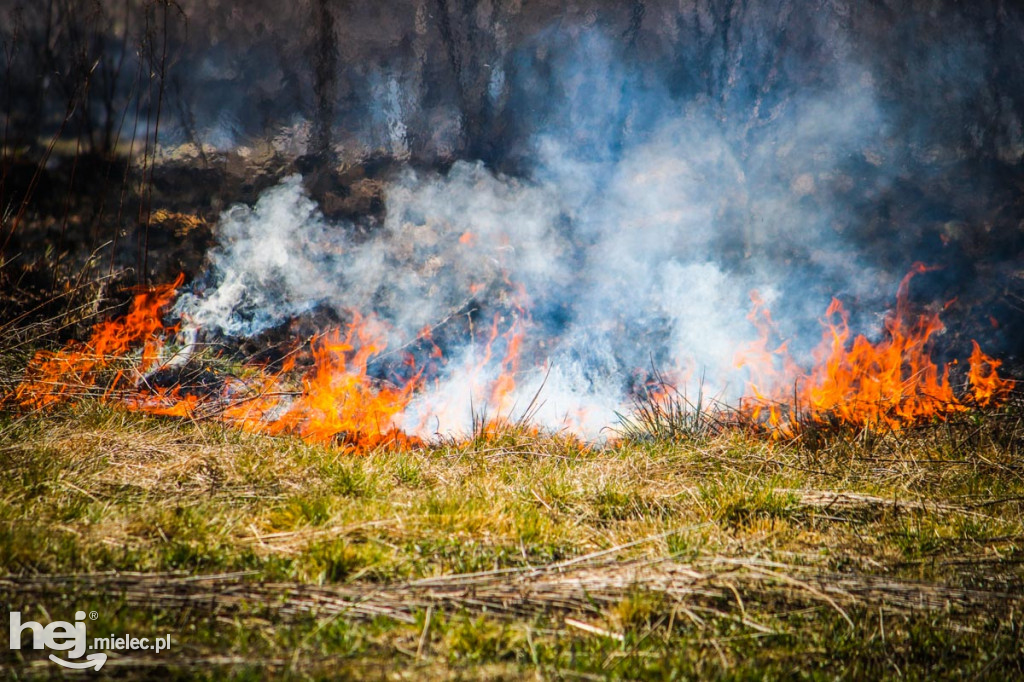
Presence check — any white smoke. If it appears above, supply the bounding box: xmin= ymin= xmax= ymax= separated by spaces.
xmin=175 ymin=31 xmax=889 ymax=440
xmin=173 ymin=175 xmax=336 ymax=337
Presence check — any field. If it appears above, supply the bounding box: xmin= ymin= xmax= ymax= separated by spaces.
xmin=2 ymin=397 xmax=1023 ymax=679
xmin=2 ymin=4 xmax=1024 ymax=677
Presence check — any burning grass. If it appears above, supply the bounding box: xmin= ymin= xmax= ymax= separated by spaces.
xmin=734 ymin=264 xmax=1014 ymax=437
xmin=1 ymin=403 xmax=1022 ymax=679
xmin=5 ymin=274 xmax=536 ymax=451
xmin=4 ymin=264 xmax=1016 ymax=453
xmin=1 ymin=274 xmax=1021 ymax=678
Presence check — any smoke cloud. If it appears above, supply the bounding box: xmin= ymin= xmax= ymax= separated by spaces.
xmin=173 ymin=23 xmax=953 ymax=439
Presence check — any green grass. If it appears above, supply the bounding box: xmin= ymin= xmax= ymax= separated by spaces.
xmin=1 ymin=402 xmax=1023 ymax=679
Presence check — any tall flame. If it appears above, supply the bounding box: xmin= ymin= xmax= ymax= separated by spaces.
xmin=230 ymin=316 xmax=422 ymax=449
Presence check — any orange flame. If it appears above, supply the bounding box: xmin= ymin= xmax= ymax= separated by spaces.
xmin=736 ymin=264 xmax=1015 ymax=433
xmin=967 ymin=340 xmax=1011 ymax=407
xmin=230 ymin=315 xmax=422 ymax=449
xmin=13 ymin=274 xmax=184 ymax=408
xmin=10 ymin=275 xmax=532 ymax=451
xmin=8 ymin=265 xmax=1015 ymax=447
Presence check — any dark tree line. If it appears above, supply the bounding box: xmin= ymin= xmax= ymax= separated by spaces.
xmin=2 ymin=1 xmax=1023 ymax=170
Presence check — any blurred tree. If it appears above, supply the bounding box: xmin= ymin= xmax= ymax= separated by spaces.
xmin=309 ymin=0 xmax=339 ymax=162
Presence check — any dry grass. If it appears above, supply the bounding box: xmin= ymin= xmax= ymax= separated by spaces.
xmin=1 ymin=401 xmax=1023 ymax=679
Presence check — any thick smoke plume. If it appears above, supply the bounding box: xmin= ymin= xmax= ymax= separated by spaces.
xmin=171 ymin=20 xmax=1007 ymax=439
xmin=0 ymin=1 xmax=967 ymax=439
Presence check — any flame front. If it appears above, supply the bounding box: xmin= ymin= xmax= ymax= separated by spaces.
xmin=735 ymin=264 xmax=1015 ymax=434
xmin=7 ymin=263 xmax=1016 ymax=448
xmin=13 ymin=274 xmax=184 ymax=409
xmin=9 ymin=276 xmax=529 ymax=451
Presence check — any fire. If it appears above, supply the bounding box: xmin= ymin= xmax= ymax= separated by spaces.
xmin=9 ymin=275 xmax=529 ymax=451
xmin=736 ymin=264 xmax=1015 ymax=434
xmin=402 ymin=308 xmax=528 ymax=438
xmin=228 ymin=316 xmax=423 ymax=449
xmin=6 ymin=264 xmax=1016 ymax=448
xmin=967 ymin=340 xmax=1011 ymax=407
xmin=12 ymin=274 xmax=184 ymax=408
